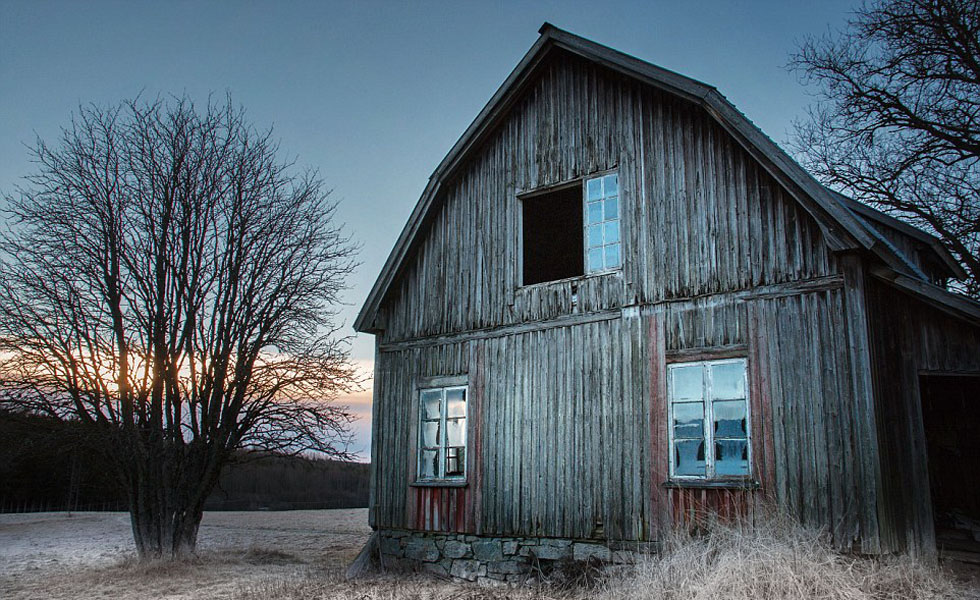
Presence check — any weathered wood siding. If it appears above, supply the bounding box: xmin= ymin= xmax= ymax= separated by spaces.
xmin=368 ymin=48 xmax=892 ymax=551
xmin=748 ymin=288 xmax=880 ymax=552
xmin=866 ymin=279 xmax=980 ymax=553
xmin=375 ymin=50 xmax=839 ymax=343
xmin=371 ymin=341 xmax=483 ymax=533
xmin=371 ymin=285 xmax=881 ymax=549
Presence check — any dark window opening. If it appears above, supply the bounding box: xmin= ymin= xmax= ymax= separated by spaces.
xmin=522 ymin=184 xmax=584 ymax=285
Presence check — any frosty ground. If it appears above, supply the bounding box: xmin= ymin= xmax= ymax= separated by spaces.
xmin=2 ymin=509 xmax=979 ymax=600
xmin=0 ymin=509 xmax=370 ymax=599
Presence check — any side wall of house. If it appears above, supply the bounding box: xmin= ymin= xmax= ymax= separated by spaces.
xmin=866 ymin=279 xmax=980 ymax=554
xmin=372 ymin=285 xmax=882 ymax=551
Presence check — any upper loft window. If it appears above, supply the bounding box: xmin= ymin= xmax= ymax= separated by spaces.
xmin=521 ymin=171 xmax=621 ymax=285
xmin=585 ymin=173 xmax=620 ymax=273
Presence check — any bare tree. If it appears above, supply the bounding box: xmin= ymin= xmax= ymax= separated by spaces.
xmin=791 ymin=0 xmax=980 ymax=297
xmin=0 ymin=97 xmax=359 ymax=559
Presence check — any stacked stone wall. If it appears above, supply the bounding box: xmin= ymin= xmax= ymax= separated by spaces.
xmin=378 ymin=529 xmax=653 ymax=585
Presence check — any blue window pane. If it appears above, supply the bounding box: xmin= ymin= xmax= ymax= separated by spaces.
xmin=673 ymin=401 xmax=704 ymax=439
xmin=604 ymin=243 xmax=620 ymax=267
xmin=713 ymin=400 xmax=747 ymax=437
xmin=712 ymin=362 xmax=745 ymax=399
xmin=587 ymin=178 xmax=602 ymax=201
xmin=587 ymin=201 xmax=603 ymax=224
xmin=604 ymin=196 xmax=618 ymax=220
xmin=587 ymin=224 xmax=603 ymax=248
xmin=715 ymin=440 xmax=749 ymax=476
xmin=674 ymin=440 xmax=706 ymax=476
xmin=603 ymin=221 xmax=620 ymax=244
xmin=672 ymin=365 xmax=703 ymax=401
xmin=604 ymin=174 xmax=618 ymax=196
xmin=588 ymin=248 xmax=603 ymax=272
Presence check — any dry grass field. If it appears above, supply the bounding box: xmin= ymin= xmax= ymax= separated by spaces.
xmin=0 ymin=509 xmax=370 ymax=599
xmin=1 ymin=509 xmax=978 ymax=600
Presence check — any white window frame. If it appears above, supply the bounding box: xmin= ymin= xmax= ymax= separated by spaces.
xmin=667 ymin=358 xmax=751 ymax=481
xmin=416 ymin=385 xmax=468 ymax=482
xmin=583 ymin=171 xmax=622 ymax=274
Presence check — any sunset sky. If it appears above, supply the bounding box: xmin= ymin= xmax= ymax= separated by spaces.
xmin=1 ymin=0 xmax=860 ymax=459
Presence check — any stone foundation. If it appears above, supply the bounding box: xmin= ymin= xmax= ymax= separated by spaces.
xmin=378 ymin=529 xmax=653 ymax=584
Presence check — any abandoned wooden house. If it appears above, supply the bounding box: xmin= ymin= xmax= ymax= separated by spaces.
xmin=354 ymin=24 xmax=980 ymax=579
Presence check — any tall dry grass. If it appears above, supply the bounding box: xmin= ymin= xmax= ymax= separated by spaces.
xmin=601 ymin=514 xmax=967 ymax=600
xmin=235 ymin=515 xmax=974 ymax=600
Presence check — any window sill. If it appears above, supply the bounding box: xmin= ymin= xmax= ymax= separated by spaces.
xmin=518 ymin=269 xmax=621 ymax=291
xmin=411 ymin=480 xmax=468 ymax=488
xmin=662 ymin=479 xmax=760 ymax=490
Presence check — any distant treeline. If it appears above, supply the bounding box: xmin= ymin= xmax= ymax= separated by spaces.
xmin=0 ymin=411 xmax=370 ymax=513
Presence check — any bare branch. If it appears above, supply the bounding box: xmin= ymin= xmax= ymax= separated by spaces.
xmin=0 ymin=95 xmax=360 ymax=559
xmin=790 ymin=0 xmax=980 ymax=297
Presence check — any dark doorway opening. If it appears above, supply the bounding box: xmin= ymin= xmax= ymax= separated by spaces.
xmin=920 ymin=374 xmax=980 ymax=556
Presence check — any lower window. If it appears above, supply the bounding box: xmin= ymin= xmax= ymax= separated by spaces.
xmin=668 ymin=358 xmax=750 ymax=480
xmin=417 ymin=385 xmax=467 ymax=481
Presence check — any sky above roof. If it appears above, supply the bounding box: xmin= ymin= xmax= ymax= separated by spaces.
xmin=0 ymin=0 xmax=858 ymax=458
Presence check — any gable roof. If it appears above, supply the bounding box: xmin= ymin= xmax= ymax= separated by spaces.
xmin=354 ymin=23 xmax=972 ymax=333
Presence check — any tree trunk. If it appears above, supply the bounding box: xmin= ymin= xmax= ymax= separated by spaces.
xmin=124 ymin=447 xmax=215 ymax=561
xmin=129 ymin=492 xmax=204 ymax=560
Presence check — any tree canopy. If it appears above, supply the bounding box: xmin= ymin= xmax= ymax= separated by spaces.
xmin=792 ymin=0 xmax=980 ymax=297
xmin=0 ymin=97 xmax=359 ymax=558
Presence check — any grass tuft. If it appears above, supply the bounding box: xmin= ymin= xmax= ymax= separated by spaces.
xmin=600 ymin=514 xmax=967 ymax=600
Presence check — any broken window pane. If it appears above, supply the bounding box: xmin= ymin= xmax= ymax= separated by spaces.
xmin=713 ymin=400 xmax=746 ymax=437
xmin=711 ymin=362 xmax=745 ymax=400
xmin=669 ymin=359 xmax=750 ymax=480
xmin=421 ymin=421 xmax=440 ymax=447
xmin=674 ymin=440 xmax=706 ymax=476
xmin=445 ymin=447 xmax=465 ymax=476
xmin=715 ymin=440 xmax=749 ymax=476
xmin=672 ymin=365 xmax=703 ymax=401
xmin=420 ymin=449 xmax=438 ymax=478
xmin=422 ymin=390 xmax=442 ymax=420
xmin=673 ymin=401 xmax=704 ymax=439
xmin=419 ymin=385 xmax=468 ymax=481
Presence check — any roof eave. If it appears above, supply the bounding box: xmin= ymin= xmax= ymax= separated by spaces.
xmin=871 ymin=268 xmax=980 ymax=326
xmin=835 ymin=194 xmax=967 ymax=280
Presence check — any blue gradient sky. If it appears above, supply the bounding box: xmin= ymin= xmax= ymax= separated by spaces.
xmin=0 ymin=0 xmax=856 ymax=458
